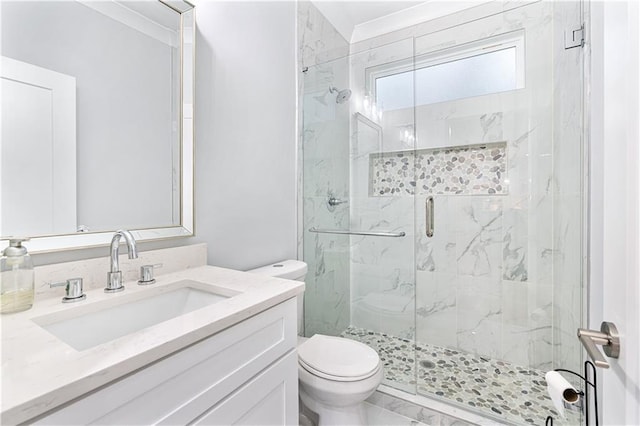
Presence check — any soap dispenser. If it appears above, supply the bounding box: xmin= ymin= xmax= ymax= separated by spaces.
xmin=0 ymin=238 xmax=35 ymax=314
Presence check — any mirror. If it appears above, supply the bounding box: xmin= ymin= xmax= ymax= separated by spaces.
xmin=0 ymin=0 xmax=194 ymax=252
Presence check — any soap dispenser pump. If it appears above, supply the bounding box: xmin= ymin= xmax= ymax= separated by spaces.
xmin=0 ymin=238 xmax=35 ymax=314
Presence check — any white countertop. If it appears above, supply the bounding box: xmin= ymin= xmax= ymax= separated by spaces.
xmin=1 ymin=265 xmax=304 ymax=424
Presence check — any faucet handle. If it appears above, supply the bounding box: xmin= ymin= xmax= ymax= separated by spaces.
xmin=50 ymin=278 xmax=86 ymax=303
xmin=138 ymin=263 xmax=163 ymax=285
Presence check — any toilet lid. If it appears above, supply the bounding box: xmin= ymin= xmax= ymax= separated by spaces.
xmin=298 ymin=334 xmax=380 ymax=380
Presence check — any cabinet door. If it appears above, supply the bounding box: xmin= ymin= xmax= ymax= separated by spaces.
xmin=192 ymin=351 xmax=298 ymax=426
xmin=33 ymin=299 xmax=297 ymax=425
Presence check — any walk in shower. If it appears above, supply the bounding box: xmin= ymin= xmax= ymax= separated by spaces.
xmin=299 ymin=1 xmax=586 ymax=425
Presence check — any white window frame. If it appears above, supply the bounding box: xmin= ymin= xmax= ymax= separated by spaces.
xmin=366 ymin=29 xmax=526 ymax=107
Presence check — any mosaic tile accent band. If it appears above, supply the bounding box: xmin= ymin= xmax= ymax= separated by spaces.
xmin=341 ymin=327 xmax=582 ymax=426
xmin=370 ymin=142 xmax=508 ymax=196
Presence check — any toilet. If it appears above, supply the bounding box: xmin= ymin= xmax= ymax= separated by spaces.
xmin=248 ymin=260 xmax=383 ymax=426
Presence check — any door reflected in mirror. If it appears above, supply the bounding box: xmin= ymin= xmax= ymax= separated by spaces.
xmin=0 ymin=1 xmax=194 ymax=251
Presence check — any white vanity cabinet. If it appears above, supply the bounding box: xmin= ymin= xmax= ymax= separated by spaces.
xmin=32 ymin=298 xmax=298 ymax=425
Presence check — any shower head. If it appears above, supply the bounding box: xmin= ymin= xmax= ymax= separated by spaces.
xmin=336 ymin=88 xmax=352 ymax=104
xmin=329 ymin=86 xmax=352 ymax=104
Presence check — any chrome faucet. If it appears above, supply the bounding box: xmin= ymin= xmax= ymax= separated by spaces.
xmin=105 ymin=230 xmax=138 ymax=293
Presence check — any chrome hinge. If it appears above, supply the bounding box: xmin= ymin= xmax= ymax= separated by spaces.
xmin=565 ymin=25 xmax=585 ymax=49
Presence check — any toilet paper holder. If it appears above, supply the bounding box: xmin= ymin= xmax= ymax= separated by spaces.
xmin=577 ymin=321 xmax=620 ymax=369
xmin=546 ymin=361 xmax=598 ymax=426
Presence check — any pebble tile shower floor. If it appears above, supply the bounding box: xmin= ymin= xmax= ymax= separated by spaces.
xmin=341 ymin=327 xmax=582 ymax=426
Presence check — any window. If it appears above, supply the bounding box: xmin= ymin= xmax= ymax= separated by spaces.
xmin=369 ymin=31 xmax=525 ymax=111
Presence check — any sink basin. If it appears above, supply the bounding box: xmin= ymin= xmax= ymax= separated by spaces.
xmin=33 ymin=280 xmax=235 ymax=351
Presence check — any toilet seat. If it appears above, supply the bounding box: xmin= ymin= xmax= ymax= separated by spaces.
xmin=298 ymin=334 xmax=381 ymax=382
xmin=299 ymin=358 xmax=381 ymax=382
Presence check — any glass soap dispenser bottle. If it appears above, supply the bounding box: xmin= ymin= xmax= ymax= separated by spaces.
xmin=0 ymin=238 xmax=35 ymax=314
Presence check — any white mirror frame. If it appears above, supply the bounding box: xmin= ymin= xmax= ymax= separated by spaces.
xmin=2 ymin=1 xmax=195 ymax=253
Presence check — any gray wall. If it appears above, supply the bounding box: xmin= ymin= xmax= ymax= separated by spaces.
xmin=28 ymin=1 xmax=298 ymax=271
xmin=193 ymin=1 xmax=297 ymax=270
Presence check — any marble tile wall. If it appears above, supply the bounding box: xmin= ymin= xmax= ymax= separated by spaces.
xmin=297 ymin=1 xmax=349 ymax=69
xmin=347 ymin=0 xmax=584 ymax=376
xmin=298 ymin=2 xmax=351 ymax=337
xmin=348 ymin=39 xmax=417 ymax=341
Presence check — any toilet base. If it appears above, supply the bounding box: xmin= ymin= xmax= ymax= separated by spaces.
xmin=300 ymin=387 xmax=368 ymax=426
xmin=299 ymin=396 xmax=319 ymax=426
xmin=299 ymin=412 xmax=315 ymax=426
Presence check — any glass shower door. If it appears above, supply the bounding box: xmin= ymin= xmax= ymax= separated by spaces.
xmin=301 ymin=38 xmax=419 ymax=395
xmin=342 ymin=38 xmax=417 ymax=393
xmin=412 ymin=2 xmax=585 ymax=425
xmin=301 ymin=56 xmax=352 ymax=338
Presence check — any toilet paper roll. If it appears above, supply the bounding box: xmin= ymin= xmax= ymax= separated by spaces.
xmin=545 ymin=371 xmax=580 ymax=418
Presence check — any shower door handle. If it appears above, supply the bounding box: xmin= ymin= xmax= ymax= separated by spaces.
xmin=425 ymin=196 xmax=434 ymax=237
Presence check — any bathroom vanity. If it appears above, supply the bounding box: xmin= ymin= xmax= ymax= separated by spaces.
xmin=1 ymin=261 xmax=303 ymax=425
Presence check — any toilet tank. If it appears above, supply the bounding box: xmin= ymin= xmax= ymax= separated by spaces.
xmin=247 ymin=260 xmax=307 ymax=337
xmin=247 ymin=260 xmax=307 ymax=281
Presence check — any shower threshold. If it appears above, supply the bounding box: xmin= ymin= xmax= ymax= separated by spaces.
xmin=341 ymin=326 xmax=582 ymax=426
